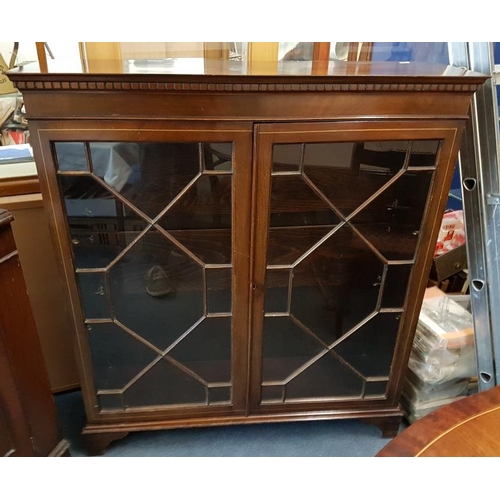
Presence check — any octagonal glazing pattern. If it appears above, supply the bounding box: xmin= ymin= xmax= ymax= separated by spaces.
xmin=56 ymin=140 xmax=234 ymax=411
xmin=261 ymin=139 xmax=439 ymax=404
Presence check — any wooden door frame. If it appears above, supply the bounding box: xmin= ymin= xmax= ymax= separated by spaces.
xmin=30 ymin=119 xmax=254 ymax=424
xmin=249 ymin=120 xmax=463 ymax=416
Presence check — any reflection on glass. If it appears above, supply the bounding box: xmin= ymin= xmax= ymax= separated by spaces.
xmin=409 ymin=140 xmax=440 ymax=168
xmin=262 ymin=316 xmax=324 ymax=383
xmin=267 ymin=226 xmax=334 ymax=266
xmin=204 ymin=143 xmax=232 ymax=172
xmin=261 ymin=385 xmax=284 ymax=403
xmin=170 ymin=229 xmax=231 ymax=265
xmin=98 ymin=393 xmax=123 ymax=411
xmin=77 ymin=272 xmax=109 ymax=319
xmin=169 ymin=317 xmax=232 ymax=384
xmin=108 ymin=229 xmax=204 ymax=351
xmin=270 ymin=176 xmax=340 ymax=227
xmin=87 ymin=322 xmax=158 ymax=391
xmin=159 ymin=174 xmax=232 ymax=230
xmin=261 ymin=139 xmax=436 ymax=404
xmin=273 ymin=144 xmax=302 ymax=172
xmin=55 ymin=142 xmax=88 ymax=171
xmin=333 ymin=313 xmax=400 ymax=378
xmin=291 ymin=226 xmax=384 ymax=346
xmin=124 ymin=358 xmax=207 ymax=408
xmin=382 ymin=265 xmax=413 ymax=309
xmin=351 ymin=170 xmax=434 ymax=261
xmin=265 ymin=269 xmax=290 ymax=313
xmin=286 ymin=351 xmax=363 ymax=401
xmin=209 ymin=386 xmax=231 ymax=405
xmin=56 ymin=140 xmax=234 ymax=410
xmin=365 ymin=381 xmax=388 ymax=398
xmin=58 ymin=174 xmax=148 ymax=269
xmin=206 ymin=268 xmax=232 ymax=314
xmin=303 ymin=141 xmax=411 ymax=217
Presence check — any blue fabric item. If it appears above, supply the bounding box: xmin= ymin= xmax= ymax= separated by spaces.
xmin=493 ymin=42 xmax=500 ymax=65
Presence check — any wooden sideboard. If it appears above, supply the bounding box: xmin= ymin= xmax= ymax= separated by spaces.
xmin=0 ymin=209 xmax=68 ymax=456
xmin=9 ymin=59 xmax=486 ymax=455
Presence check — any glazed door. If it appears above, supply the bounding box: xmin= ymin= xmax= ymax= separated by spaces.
xmin=35 ymin=121 xmax=253 ymax=421
xmin=250 ymin=121 xmax=461 ymax=413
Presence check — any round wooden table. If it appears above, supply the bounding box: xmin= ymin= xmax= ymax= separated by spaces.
xmin=377 ymin=385 xmax=500 ymax=457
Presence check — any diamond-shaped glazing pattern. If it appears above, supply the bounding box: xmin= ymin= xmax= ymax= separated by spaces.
xmin=262 ymin=316 xmax=325 ymax=383
xmin=56 ymin=141 xmax=234 ymax=410
xmin=291 ymin=225 xmax=385 ymax=346
xmin=350 ymin=170 xmax=434 ymax=261
xmin=123 ymin=358 xmax=207 ymax=408
xmin=333 ymin=313 xmax=400 ymax=378
xmin=87 ymin=322 xmax=159 ymax=391
xmin=261 ymin=140 xmax=437 ymax=404
xmin=169 ymin=317 xmax=232 ymax=384
xmin=108 ymin=229 xmax=204 ymax=350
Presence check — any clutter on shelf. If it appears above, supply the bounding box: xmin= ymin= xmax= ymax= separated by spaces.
xmin=403 ymin=286 xmax=477 ymax=423
xmin=0 ymin=94 xmax=28 ymax=146
xmin=430 ymin=209 xmax=469 ymax=293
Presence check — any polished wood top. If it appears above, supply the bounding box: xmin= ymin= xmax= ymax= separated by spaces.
xmin=8 ymin=59 xmax=487 ymax=88
xmin=377 ymin=386 xmax=500 ymax=457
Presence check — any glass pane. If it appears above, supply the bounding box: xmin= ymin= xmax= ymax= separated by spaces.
xmin=303 ymin=141 xmax=410 ymax=218
xmin=57 ymin=139 xmax=235 ymax=411
xmin=169 ymin=228 xmax=231 ymax=265
xmin=209 ymin=386 xmax=231 ymax=405
xmin=124 ymin=358 xmax=206 ymax=408
xmin=77 ymin=272 xmax=109 ymax=319
xmin=261 ymin=385 xmax=284 ymax=403
xmin=291 ymin=225 xmax=384 ymax=346
xmin=409 ymin=140 xmax=440 ymax=168
xmin=203 ymin=143 xmax=232 ymax=173
xmin=273 ymin=144 xmax=302 ymax=173
xmin=87 ymin=322 xmax=158 ymax=391
xmin=98 ymin=393 xmax=123 ymax=411
xmin=206 ymin=268 xmax=232 ymax=314
xmin=333 ymin=313 xmax=401 ymax=378
xmin=286 ymin=351 xmax=364 ymax=401
xmin=169 ymin=317 xmax=232 ymax=384
xmin=382 ymin=264 xmax=413 ymax=309
xmin=270 ymin=176 xmax=340 ymax=227
xmin=57 ymin=141 xmax=232 ymax=220
xmin=108 ymin=229 xmax=204 ymax=351
xmin=365 ymin=381 xmax=388 ymax=398
xmin=55 ymin=142 xmax=89 ymax=171
xmin=159 ymin=173 xmax=231 ymax=230
xmin=351 ymin=170 xmax=434 ymax=261
xmin=91 ymin=141 xmax=199 ymax=219
xmin=58 ymin=175 xmax=148 ymax=269
xmin=262 ymin=316 xmax=324 ymax=383
xmin=265 ymin=269 xmax=290 ymax=313
xmin=267 ymin=226 xmax=334 ymax=266
xmin=261 ymin=138 xmax=435 ymax=404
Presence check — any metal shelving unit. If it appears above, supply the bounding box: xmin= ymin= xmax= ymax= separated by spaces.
xmin=448 ymin=42 xmax=500 ymax=391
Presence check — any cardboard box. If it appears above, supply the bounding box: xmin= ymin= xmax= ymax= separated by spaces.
xmin=0 ymin=54 xmax=18 ymax=95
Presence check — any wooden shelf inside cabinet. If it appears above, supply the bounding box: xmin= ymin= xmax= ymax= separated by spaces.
xmin=8 ymin=59 xmax=487 ymax=455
